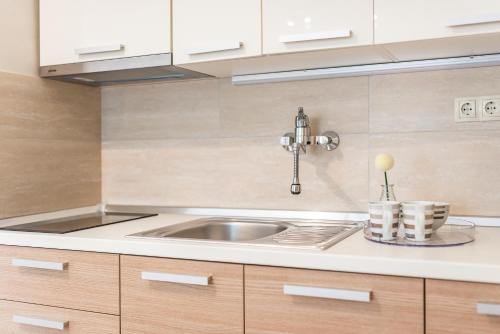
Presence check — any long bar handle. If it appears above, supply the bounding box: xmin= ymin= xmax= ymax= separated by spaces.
xmin=188 ymin=41 xmax=243 ymax=55
xmin=13 ymin=315 xmax=69 ymax=330
xmin=279 ymin=30 xmax=351 ymax=43
xmin=141 ymin=271 xmax=211 ymax=286
xmin=447 ymin=14 xmax=500 ymax=27
xmin=477 ymin=302 xmax=500 ymax=316
xmin=75 ymin=44 xmax=124 ymax=55
xmin=12 ymin=258 xmax=68 ymax=271
xmin=283 ymin=284 xmax=371 ymax=302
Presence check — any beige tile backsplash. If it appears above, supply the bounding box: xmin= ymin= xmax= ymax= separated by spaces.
xmin=102 ymin=66 xmax=500 ymax=216
xmin=0 ymin=72 xmax=101 ymax=218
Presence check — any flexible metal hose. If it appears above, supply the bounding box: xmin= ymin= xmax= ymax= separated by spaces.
xmin=290 ymin=147 xmax=301 ymax=194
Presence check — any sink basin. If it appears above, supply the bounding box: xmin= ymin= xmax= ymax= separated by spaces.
xmin=128 ymin=217 xmax=363 ymax=250
xmin=149 ymin=219 xmax=290 ymax=242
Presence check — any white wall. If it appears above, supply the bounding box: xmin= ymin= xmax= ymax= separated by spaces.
xmin=0 ymin=0 xmax=38 ymax=76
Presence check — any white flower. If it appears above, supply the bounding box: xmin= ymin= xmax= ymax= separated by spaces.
xmin=375 ymin=153 xmax=394 ymax=172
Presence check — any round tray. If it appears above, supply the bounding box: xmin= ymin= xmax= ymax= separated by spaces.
xmin=364 ymin=217 xmax=475 ymax=247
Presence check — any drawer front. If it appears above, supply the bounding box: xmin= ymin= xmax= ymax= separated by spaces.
xmin=173 ymin=0 xmax=261 ymax=65
xmin=0 ymin=246 xmax=119 ymax=315
xmin=375 ymin=0 xmax=500 ymax=44
xmin=0 ymin=300 xmax=119 ymax=334
xmin=245 ymin=265 xmax=424 ymax=334
xmin=121 ymin=255 xmax=244 ymax=334
xmin=427 ymin=279 xmax=500 ymax=334
xmin=263 ymin=0 xmax=373 ymax=55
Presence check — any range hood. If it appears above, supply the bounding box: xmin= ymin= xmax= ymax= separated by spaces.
xmin=40 ymin=53 xmax=210 ymax=86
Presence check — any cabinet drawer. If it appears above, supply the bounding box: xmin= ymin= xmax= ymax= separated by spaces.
xmin=173 ymin=0 xmax=261 ymax=65
xmin=263 ymin=0 xmax=373 ymax=55
xmin=0 ymin=300 xmax=119 ymax=334
xmin=427 ymin=279 xmax=500 ymax=334
xmin=121 ymin=255 xmax=244 ymax=334
xmin=375 ymin=0 xmax=500 ymax=44
xmin=245 ymin=265 xmax=424 ymax=334
xmin=0 ymin=246 xmax=119 ymax=315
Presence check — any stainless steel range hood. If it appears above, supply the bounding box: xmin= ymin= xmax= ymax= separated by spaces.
xmin=39 ymin=53 xmax=210 ymax=86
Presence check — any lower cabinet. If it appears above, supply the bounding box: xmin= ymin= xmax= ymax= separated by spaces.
xmin=427 ymin=279 xmax=500 ymax=334
xmin=120 ymin=255 xmax=244 ymax=334
xmin=0 ymin=300 xmax=119 ymax=334
xmin=1 ymin=245 xmax=498 ymax=334
xmin=245 ymin=265 xmax=424 ymax=334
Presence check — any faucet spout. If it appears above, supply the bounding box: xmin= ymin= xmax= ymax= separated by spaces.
xmin=291 ymin=148 xmax=301 ymax=195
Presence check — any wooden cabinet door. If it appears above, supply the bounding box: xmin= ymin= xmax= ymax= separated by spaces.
xmin=173 ymin=0 xmax=261 ymax=65
xmin=0 ymin=300 xmax=119 ymax=334
xmin=427 ymin=279 xmax=500 ymax=334
xmin=245 ymin=265 xmax=424 ymax=334
xmin=0 ymin=245 xmax=119 ymax=315
xmin=40 ymin=0 xmax=171 ymax=66
xmin=375 ymin=0 xmax=500 ymax=44
xmin=121 ymin=255 xmax=244 ymax=334
xmin=263 ymin=0 xmax=374 ymax=55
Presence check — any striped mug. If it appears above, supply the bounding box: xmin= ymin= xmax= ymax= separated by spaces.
xmin=401 ymin=201 xmax=435 ymax=241
xmin=368 ymin=201 xmax=400 ymax=241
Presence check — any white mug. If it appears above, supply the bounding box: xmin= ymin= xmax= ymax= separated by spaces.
xmin=402 ymin=201 xmax=435 ymax=241
xmin=369 ymin=201 xmax=400 ymax=241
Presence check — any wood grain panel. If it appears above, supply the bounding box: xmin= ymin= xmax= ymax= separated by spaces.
xmin=427 ymin=279 xmax=500 ymax=334
xmin=0 ymin=245 xmax=119 ymax=315
xmin=121 ymin=255 xmax=244 ymax=334
xmin=0 ymin=300 xmax=119 ymax=334
xmin=0 ymin=71 xmax=100 ymax=219
xmin=245 ymin=265 xmax=424 ymax=334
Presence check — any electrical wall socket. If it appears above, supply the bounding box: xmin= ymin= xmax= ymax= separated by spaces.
xmin=479 ymin=96 xmax=500 ymax=121
xmin=454 ymin=98 xmax=479 ymax=122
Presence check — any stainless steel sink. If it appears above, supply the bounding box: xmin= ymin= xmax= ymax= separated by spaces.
xmin=128 ymin=217 xmax=363 ymax=250
xmin=153 ymin=219 xmax=290 ymax=242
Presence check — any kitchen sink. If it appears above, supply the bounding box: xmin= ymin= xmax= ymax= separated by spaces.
xmin=128 ymin=217 xmax=363 ymax=250
xmin=151 ymin=219 xmax=290 ymax=242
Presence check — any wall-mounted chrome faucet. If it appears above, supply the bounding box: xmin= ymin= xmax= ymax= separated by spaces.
xmin=280 ymin=107 xmax=340 ymax=195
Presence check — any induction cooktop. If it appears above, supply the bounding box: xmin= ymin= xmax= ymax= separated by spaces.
xmin=0 ymin=212 xmax=157 ymax=234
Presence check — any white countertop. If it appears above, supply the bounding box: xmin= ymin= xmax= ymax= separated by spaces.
xmin=0 ymin=207 xmax=499 ymax=284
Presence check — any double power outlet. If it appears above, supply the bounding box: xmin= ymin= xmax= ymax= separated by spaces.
xmin=455 ymin=96 xmax=500 ymax=122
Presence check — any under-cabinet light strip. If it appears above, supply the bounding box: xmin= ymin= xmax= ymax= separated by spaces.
xmin=232 ymin=54 xmax=500 ymax=85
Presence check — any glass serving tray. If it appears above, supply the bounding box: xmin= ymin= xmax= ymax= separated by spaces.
xmin=364 ymin=217 xmax=475 ymax=247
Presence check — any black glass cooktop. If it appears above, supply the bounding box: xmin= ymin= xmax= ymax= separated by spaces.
xmin=0 ymin=212 xmax=157 ymax=234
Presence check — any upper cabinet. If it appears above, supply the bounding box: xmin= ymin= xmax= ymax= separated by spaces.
xmin=375 ymin=0 xmax=500 ymax=44
xmin=263 ymin=0 xmax=374 ymax=55
xmin=39 ymin=0 xmax=500 ymax=78
xmin=39 ymin=0 xmax=171 ymax=66
xmin=173 ymin=0 xmax=261 ymax=65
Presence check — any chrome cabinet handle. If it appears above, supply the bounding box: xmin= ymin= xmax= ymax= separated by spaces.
xmin=13 ymin=315 xmax=69 ymax=330
xmin=279 ymin=30 xmax=351 ymax=43
xmin=283 ymin=284 xmax=371 ymax=302
xmin=447 ymin=14 xmax=500 ymax=27
xmin=141 ymin=271 xmax=211 ymax=286
xmin=477 ymin=302 xmax=500 ymax=316
xmin=12 ymin=258 xmax=68 ymax=271
xmin=187 ymin=41 xmax=243 ymax=55
xmin=75 ymin=44 xmax=124 ymax=55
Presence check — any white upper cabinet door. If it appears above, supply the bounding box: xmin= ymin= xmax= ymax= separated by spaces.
xmin=40 ymin=0 xmax=171 ymax=66
xmin=375 ymin=0 xmax=500 ymax=44
xmin=263 ymin=0 xmax=374 ymax=55
xmin=173 ymin=0 xmax=261 ymax=65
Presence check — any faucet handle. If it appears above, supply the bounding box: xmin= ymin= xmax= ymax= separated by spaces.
xmin=280 ymin=133 xmax=295 ymax=152
xmin=317 ymin=131 xmax=340 ymax=151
